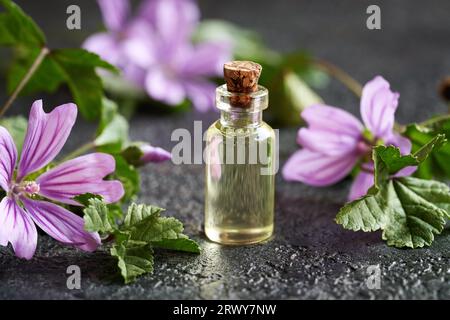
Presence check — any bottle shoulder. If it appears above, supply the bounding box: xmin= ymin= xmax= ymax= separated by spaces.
xmin=206 ymin=120 xmax=275 ymax=140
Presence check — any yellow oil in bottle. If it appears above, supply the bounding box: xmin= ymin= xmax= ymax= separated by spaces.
xmin=204 ymin=81 xmax=276 ymax=245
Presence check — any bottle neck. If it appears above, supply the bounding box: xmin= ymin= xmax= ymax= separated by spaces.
xmin=215 ymin=84 xmax=268 ymax=129
xmin=220 ymin=109 xmax=263 ymax=128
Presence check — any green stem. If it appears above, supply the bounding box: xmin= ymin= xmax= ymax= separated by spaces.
xmin=313 ymin=59 xmax=363 ymax=98
xmin=418 ymin=114 xmax=450 ymax=127
xmin=60 ymin=141 xmax=95 ymax=163
xmin=0 ymin=46 xmax=50 ymax=118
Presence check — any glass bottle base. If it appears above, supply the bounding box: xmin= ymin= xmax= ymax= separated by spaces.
xmin=205 ymin=225 xmax=273 ymax=245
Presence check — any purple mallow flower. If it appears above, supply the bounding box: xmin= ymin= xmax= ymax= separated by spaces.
xmin=282 ymin=76 xmax=415 ymax=201
xmin=0 ymin=101 xmax=124 ymax=259
xmin=83 ymin=0 xmax=230 ymax=112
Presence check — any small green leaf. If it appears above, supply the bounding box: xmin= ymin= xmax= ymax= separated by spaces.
xmin=74 ymin=193 xmax=102 ymax=207
xmin=373 ymin=134 xmax=446 ymax=187
xmin=110 ymin=242 xmax=154 ymax=284
xmin=94 ymin=98 xmax=129 ymax=153
xmin=284 ymin=71 xmax=323 ymax=113
xmin=151 ymin=238 xmax=201 ymax=254
xmin=121 ymin=144 xmax=145 ymax=167
xmin=112 ymin=155 xmax=140 ymax=202
xmin=82 ymin=198 xmax=117 ymax=233
xmin=0 ymin=115 xmax=27 ymax=153
xmin=130 ymin=217 xmax=184 ymax=243
xmin=0 ymin=0 xmax=45 ymax=46
xmin=404 ymin=122 xmax=450 ymax=179
xmin=124 ymin=203 xmax=164 ymax=228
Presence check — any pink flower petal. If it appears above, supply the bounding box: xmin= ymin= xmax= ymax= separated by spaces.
xmin=83 ymin=33 xmax=122 ymax=67
xmin=97 ymin=0 xmax=130 ymax=32
xmin=395 ymin=166 xmax=417 ymax=177
xmin=348 ymin=169 xmax=375 ymax=201
xmin=140 ymin=144 xmax=172 ymax=163
xmin=0 ymin=197 xmax=37 ymax=260
xmin=145 ymin=66 xmax=186 ymax=105
xmin=385 ymin=132 xmax=412 ymax=155
xmin=0 ymin=126 xmax=17 ymax=191
xmin=36 ymin=153 xmax=124 ymax=206
xmin=181 ymin=42 xmax=231 ymax=77
xmin=301 ymin=105 xmax=363 ymax=138
xmin=282 ymin=149 xmax=358 ymax=186
xmin=184 ymin=80 xmax=216 ymax=112
xmin=297 ymin=127 xmax=360 ymax=156
xmin=17 ymin=101 xmax=77 ymax=181
xmin=139 ymin=0 xmax=199 ymax=51
xmin=122 ymin=19 xmax=157 ymax=69
xmin=360 ymin=76 xmax=399 ymax=139
xmin=22 ymin=198 xmax=101 ymax=252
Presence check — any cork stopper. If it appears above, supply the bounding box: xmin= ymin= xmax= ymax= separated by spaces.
xmin=223 ymin=61 xmax=262 ymax=108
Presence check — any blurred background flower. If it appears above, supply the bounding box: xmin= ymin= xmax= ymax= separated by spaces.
xmin=84 ymin=0 xmax=231 ymax=112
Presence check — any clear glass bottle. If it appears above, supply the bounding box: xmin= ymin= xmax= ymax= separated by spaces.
xmin=204 ymin=84 xmax=276 ymax=245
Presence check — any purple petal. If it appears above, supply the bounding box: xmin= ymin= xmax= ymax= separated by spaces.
xmin=297 ymin=127 xmax=360 ymax=156
xmin=180 ymin=42 xmax=231 ymax=77
xmin=184 ymin=80 xmax=216 ymax=112
xmin=385 ymin=132 xmax=412 ymax=154
xmin=348 ymin=170 xmax=374 ymax=201
xmin=140 ymin=144 xmax=172 ymax=163
xmin=22 ymin=198 xmax=101 ymax=252
xmin=97 ymin=0 xmax=130 ymax=32
xmin=83 ymin=33 xmax=122 ymax=67
xmin=360 ymin=76 xmax=399 ymax=139
xmin=395 ymin=166 xmax=417 ymax=177
xmin=121 ymin=19 xmax=157 ymax=69
xmin=17 ymin=101 xmax=77 ymax=181
xmin=145 ymin=67 xmax=186 ymax=105
xmin=282 ymin=149 xmax=358 ymax=186
xmin=301 ymin=105 xmax=363 ymax=138
xmin=0 ymin=197 xmax=37 ymax=260
xmin=139 ymin=0 xmax=199 ymax=51
xmin=36 ymin=153 xmax=124 ymax=206
xmin=0 ymin=126 xmax=17 ymax=191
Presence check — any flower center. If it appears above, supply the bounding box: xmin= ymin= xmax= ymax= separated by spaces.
xmin=11 ymin=181 xmax=40 ymax=197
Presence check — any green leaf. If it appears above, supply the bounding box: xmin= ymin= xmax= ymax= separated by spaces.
xmin=404 ymin=122 xmax=450 ymax=179
xmin=0 ymin=115 xmax=27 ymax=153
xmin=112 ymin=155 xmax=140 ymax=202
xmin=0 ymin=0 xmax=45 ymax=46
xmin=111 ymin=242 xmax=154 ymax=284
xmin=74 ymin=193 xmax=102 ymax=207
xmin=336 ymin=177 xmax=449 ymax=248
xmin=267 ymin=70 xmax=324 ymax=126
xmin=82 ymin=197 xmax=117 ymax=233
xmin=7 ymin=47 xmax=63 ymax=95
xmin=124 ymin=203 xmax=164 ymax=228
xmin=51 ymin=48 xmax=117 ymax=72
xmin=94 ymin=98 xmax=129 ymax=153
xmin=337 ymin=137 xmax=450 ymax=248
xmin=121 ymin=144 xmax=145 ymax=167
xmin=151 ymin=238 xmax=201 ymax=254
xmin=373 ymin=135 xmax=446 ymax=187
xmin=284 ymin=71 xmax=323 ymax=113
xmin=6 ymin=47 xmax=117 ymax=120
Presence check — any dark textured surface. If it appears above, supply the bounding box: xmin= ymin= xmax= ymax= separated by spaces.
xmin=0 ymin=0 xmax=450 ymax=299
